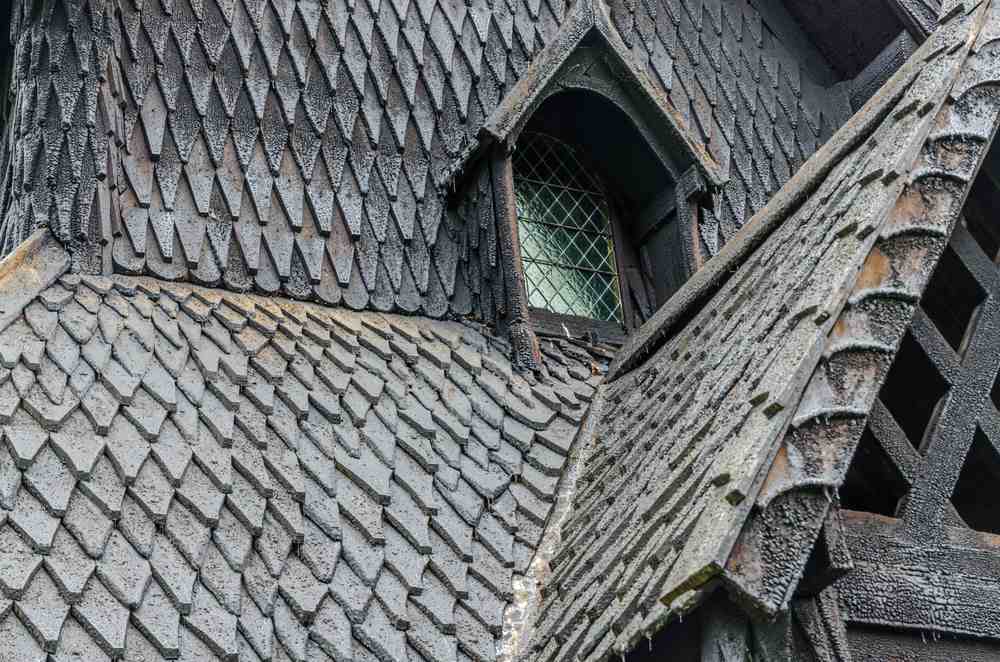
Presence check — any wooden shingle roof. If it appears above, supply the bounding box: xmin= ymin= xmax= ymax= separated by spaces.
xmin=526 ymin=3 xmax=1000 ymax=660
xmin=0 ymin=230 xmax=606 ymax=661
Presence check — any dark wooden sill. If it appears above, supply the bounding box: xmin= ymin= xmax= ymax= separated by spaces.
xmin=530 ymin=308 xmax=627 ymax=346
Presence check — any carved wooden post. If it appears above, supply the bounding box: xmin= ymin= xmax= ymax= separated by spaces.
xmin=490 ymin=144 xmax=541 ymax=371
xmin=700 ymin=598 xmax=752 ymax=662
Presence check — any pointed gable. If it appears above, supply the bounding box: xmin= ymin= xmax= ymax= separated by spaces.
xmin=445 ymin=0 xmax=726 ymax=193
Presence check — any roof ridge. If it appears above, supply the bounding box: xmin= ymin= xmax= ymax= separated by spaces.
xmin=723 ymin=0 xmax=1000 ymax=616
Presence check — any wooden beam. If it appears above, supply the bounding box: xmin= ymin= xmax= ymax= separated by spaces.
xmin=700 ymin=597 xmax=750 ymax=662
xmin=837 ymin=511 xmax=1000 ymax=640
xmin=850 ymin=626 xmax=1000 ymax=661
xmin=635 ymin=188 xmax=677 ymax=244
xmin=884 ymin=0 xmax=938 ymax=40
xmin=490 ymin=145 xmax=541 ymax=370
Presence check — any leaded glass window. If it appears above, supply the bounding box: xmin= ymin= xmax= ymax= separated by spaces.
xmin=513 ymin=133 xmax=624 ymax=323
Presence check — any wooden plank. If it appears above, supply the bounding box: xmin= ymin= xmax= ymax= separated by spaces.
xmin=849 ymin=626 xmax=1000 ymax=661
xmin=490 ymin=146 xmax=541 ymax=369
xmin=530 ymin=308 xmax=625 ymax=346
xmin=837 ymin=512 xmax=1000 ymax=640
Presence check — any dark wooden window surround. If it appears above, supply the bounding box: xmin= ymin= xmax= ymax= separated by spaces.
xmin=511 ymin=131 xmax=678 ymax=345
xmin=501 ymin=87 xmax=711 ymax=348
xmin=442 ymin=12 xmax=726 ymax=368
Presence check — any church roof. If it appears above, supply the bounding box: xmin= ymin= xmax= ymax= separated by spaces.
xmin=1 ymin=0 xmax=853 ymax=314
xmin=525 ymin=2 xmax=1000 ymax=660
xmin=0 ymin=230 xmax=604 ymax=661
xmin=4 ymin=1 xmax=1000 ymax=662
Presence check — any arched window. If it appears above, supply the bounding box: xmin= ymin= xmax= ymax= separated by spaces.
xmin=444 ymin=20 xmax=725 ymax=361
xmin=513 ymin=133 xmax=623 ymax=323
xmin=506 ymin=88 xmax=692 ymax=339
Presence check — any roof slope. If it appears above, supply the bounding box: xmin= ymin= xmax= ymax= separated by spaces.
xmin=726 ymin=0 xmax=1000 ymax=616
xmin=526 ymin=3 xmax=1000 ymax=661
xmin=1 ymin=0 xmax=851 ymax=311
xmin=0 ymin=230 xmax=603 ymax=662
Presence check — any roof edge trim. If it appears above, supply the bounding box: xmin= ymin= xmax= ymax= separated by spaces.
xmin=0 ymin=228 xmax=70 ymax=335
xmin=500 ymin=385 xmax=607 ymax=660
xmin=442 ymin=0 xmax=724 ymax=193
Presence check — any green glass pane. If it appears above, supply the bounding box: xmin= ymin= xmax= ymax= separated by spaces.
xmin=514 ymin=133 xmax=622 ymax=322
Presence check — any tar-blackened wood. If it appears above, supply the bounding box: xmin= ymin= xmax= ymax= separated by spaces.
xmin=529 ymin=10 xmax=1000 ymax=660
xmin=797 ymin=503 xmax=855 ymax=598
xmin=751 ymin=610 xmax=798 ymax=661
xmin=899 ymin=225 xmax=1000 ymax=539
xmin=886 ymin=0 xmax=942 ymax=38
xmin=674 ymin=166 xmax=711 ymax=278
xmin=606 ymin=194 xmax=641 ymax=332
xmin=838 ymin=511 xmax=1000 ymax=640
xmin=792 ymin=587 xmax=854 ymax=662
xmin=700 ymin=598 xmax=750 ymax=662
xmin=530 ymin=309 xmax=626 ymax=346
xmin=0 ymin=0 xmax=860 ymax=320
xmin=724 ymin=11 xmax=1000 ymax=620
xmin=490 ymin=146 xmax=540 ymax=370
xmin=849 ymin=626 xmax=1000 ymax=661
xmin=8 ymin=1 xmax=1000 ymax=662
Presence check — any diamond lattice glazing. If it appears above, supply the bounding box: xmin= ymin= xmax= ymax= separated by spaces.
xmin=514 ymin=134 xmax=623 ymax=322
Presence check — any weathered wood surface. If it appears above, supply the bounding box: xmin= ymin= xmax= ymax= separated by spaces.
xmin=2 ymin=0 xmax=852 ymax=315
xmin=726 ymin=0 xmax=1000 ymax=616
xmin=848 ymin=626 xmax=1000 ymax=662
xmin=528 ymin=5 xmax=1000 ymax=660
xmin=837 ymin=512 xmax=1000 ymax=639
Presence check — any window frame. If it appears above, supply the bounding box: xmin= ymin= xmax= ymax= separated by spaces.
xmin=511 ymin=130 xmax=638 ymax=337
xmin=486 ymin=119 xmax=713 ymax=355
xmin=509 ymin=125 xmax=703 ymax=344
xmin=443 ymin=2 xmax=726 ymax=368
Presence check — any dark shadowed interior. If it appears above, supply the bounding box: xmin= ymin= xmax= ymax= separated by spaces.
xmin=951 ymin=429 xmax=1000 ymax=534
xmin=778 ymin=0 xmax=906 ymax=78
xmin=839 ymin=424 xmax=910 ymax=516
xmin=521 ymin=89 xmax=689 ymax=315
xmin=522 ymin=89 xmax=674 ymax=209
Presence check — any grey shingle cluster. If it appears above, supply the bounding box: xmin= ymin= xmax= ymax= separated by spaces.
xmin=0 ymin=269 xmax=602 ymax=661
xmin=524 ymin=4 xmax=991 ymax=659
xmin=1 ymin=0 xmax=851 ymax=315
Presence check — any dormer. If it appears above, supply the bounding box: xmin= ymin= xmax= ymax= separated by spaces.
xmin=447 ymin=0 xmax=726 ymax=365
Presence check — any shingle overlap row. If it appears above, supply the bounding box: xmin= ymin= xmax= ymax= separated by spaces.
xmin=525 ymin=6 xmax=988 ymax=660
xmin=0 ymin=273 xmax=602 ymax=662
xmin=2 ymin=0 xmax=852 ymax=314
